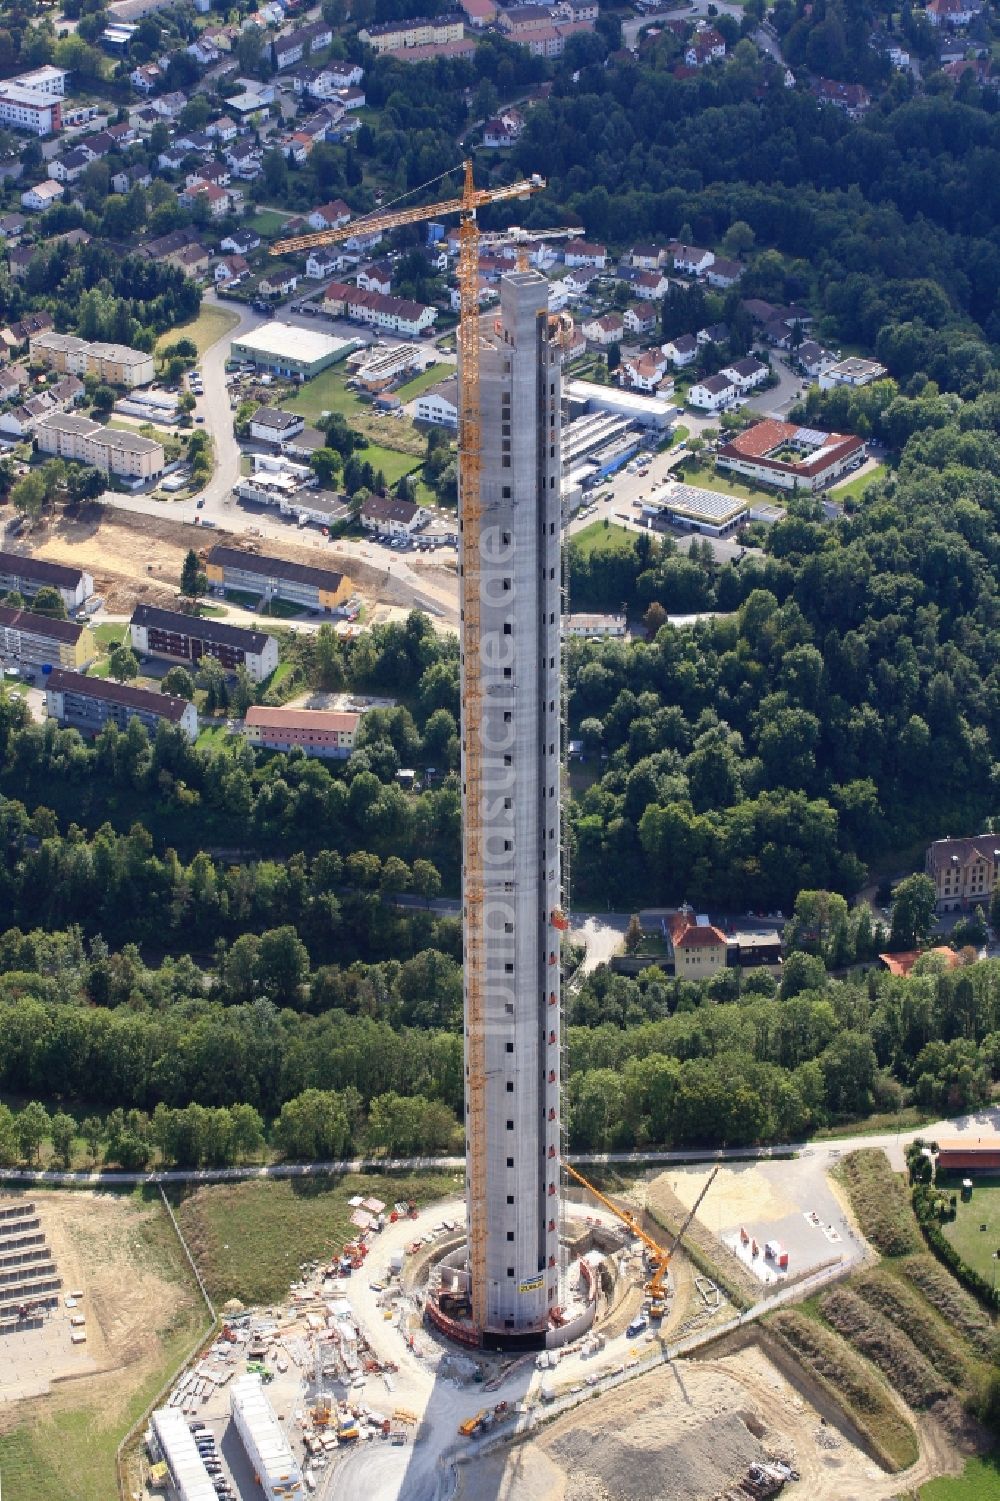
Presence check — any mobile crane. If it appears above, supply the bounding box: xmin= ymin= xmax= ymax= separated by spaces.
xmin=564 ymin=1162 xmax=718 ymax=1320
xmin=271 ymin=163 xmax=546 ymax=1328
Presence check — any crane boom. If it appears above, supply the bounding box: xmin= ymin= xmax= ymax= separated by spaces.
xmin=269 ymin=172 xmax=545 ymax=257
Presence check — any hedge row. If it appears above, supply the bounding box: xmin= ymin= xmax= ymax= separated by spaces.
xmin=912 ymin=1185 xmax=1000 ymax=1314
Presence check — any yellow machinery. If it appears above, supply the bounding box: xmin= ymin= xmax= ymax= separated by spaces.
xmin=564 ymin=1162 xmax=718 ymax=1318
xmin=272 ymin=163 xmax=544 ymax=1329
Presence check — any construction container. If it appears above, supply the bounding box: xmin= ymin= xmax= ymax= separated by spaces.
xmin=230 ymin=1374 xmax=304 ymax=1501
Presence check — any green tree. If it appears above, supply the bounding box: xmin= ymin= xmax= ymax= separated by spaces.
xmin=162 ymin=666 xmax=196 ymax=700
xmin=29 ymin=586 xmax=67 ymax=619
xmin=81 ymin=1114 xmax=103 ymax=1165
xmin=108 ymin=644 xmax=139 ymax=683
xmin=50 ymin=1111 xmax=76 ymax=1169
xmin=92 ymin=384 xmax=116 ymax=415
xmin=17 ymin=1101 xmax=50 ymax=1164
xmin=180 ymin=548 xmax=207 ymax=602
xmin=274 ymin=1089 xmax=350 ymax=1160
xmin=254 ymin=926 xmax=310 ymax=1006
xmin=890 ymin=874 xmax=937 ymax=951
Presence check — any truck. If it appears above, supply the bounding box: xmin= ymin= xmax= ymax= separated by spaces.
xmin=626 ymin=1314 xmax=648 ymax=1338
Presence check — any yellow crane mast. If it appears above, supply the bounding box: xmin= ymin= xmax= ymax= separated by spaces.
xmin=271 ymin=162 xmax=544 ymax=1329
xmin=564 ymin=1162 xmax=718 ymax=1316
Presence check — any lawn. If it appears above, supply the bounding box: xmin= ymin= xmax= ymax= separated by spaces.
xmin=196 ymin=724 xmax=232 ymax=751
xmin=922 ymin=1459 xmax=1000 ymax=1498
xmin=570 ymin=519 xmax=635 ymax=557
xmin=940 ymin=1175 xmax=1000 ymax=1283
xmin=676 ymin=459 xmax=770 ymax=503
xmin=360 ymin=443 xmax=424 ymax=487
xmin=0 ymin=1193 xmax=208 ymax=1501
xmin=394 ymin=363 xmax=449 ymax=402
xmin=91 ymin=622 xmax=128 ymax=651
xmin=171 ymin=1172 xmax=459 ymax=1304
xmin=830 ymin=463 xmax=889 ymax=502
xmin=155 ymin=304 xmax=240 ymax=360
xmin=247 ymin=209 xmax=290 ymax=238
xmin=284 ymin=366 xmax=364 ymax=423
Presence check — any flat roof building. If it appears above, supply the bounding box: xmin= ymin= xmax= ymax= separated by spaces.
xmin=244 ymin=705 xmax=359 ymax=758
xmin=150 ymin=1408 xmax=217 ymax=1501
xmin=205 ymin=545 xmax=352 ymax=614
xmin=565 ymin=378 xmax=676 ymax=430
xmin=130 ymin=604 xmax=279 ymax=683
xmin=45 ymin=669 xmax=198 ymax=741
xmin=0 ymin=603 xmax=88 ymax=672
xmin=0 ymin=550 xmax=93 ymax=610
xmin=230 ymin=1375 xmax=304 ymax=1501
xmin=563 ymin=613 xmax=627 ymax=638
xmin=230 ymin=322 xmax=356 ymax=379
xmin=654 ymin=480 xmax=747 ymax=536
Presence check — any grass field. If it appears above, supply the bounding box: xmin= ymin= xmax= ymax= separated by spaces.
xmin=940 ymin=1175 xmax=1000 ymax=1283
xmin=91 ymin=621 xmax=128 ymax=651
xmin=247 ymin=209 xmax=289 ymax=238
xmin=0 ymin=1193 xmax=208 ymax=1501
xmin=570 ymin=520 xmax=635 ymax=557
xmin=677 ymin=458 xmax=770 ymax=502
xmin=172 ymin=1172 xmax=459 ymax=1304
xmin=922 ymin=1458 xmax=1000 ymax=1498
xmin=360 ymin=442 xmax=424 ymax=486
xmin=394 ymin=363 xmax=449 ymax=402
xmin=285 ymin=366 xmax=364 ymax=423
xmin=831 ymin=463 xmax=888 ymax=502
xmin=155 ymin=304 xmax=239 ymax=359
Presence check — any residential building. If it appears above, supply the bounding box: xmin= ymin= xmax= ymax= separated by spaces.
xmin=706 ymin=257 xmax=744 ymax=289
xmin=564 ymin=613 xmax=626 ymax=638
xmin=666 ymin=910 xmax=728 ymax=976
xmin=130 ymin=62 xmax=161 ymax=91
xmin=359 ymin=495 xmax=429 ymax=537
xmin=716 ymin=418 xmax=864 ymax=492
xmin=879 ymin=947 xmax=961 ymax=978
xmin=687 ymin=372 xmax=736 ymax=411
xmin=35 ymin=411 xmax=164 ymax=482
xmin=0 ymin=604 xmax=89 ymax=672
xmin=20 ymin=181 xmax=63 ymax=211
xmin=459 ymin=0 xmax=497 ymax=22
xmin=414 ymin=377 xmax=458 ymax=427
xmin=205 ymin=545 xmax=353 ymax=612
xmin=30 ymin=332 xmax=155 ymax=388
xmin=359 ymin=14 xmax=464 ymax=50
xmin=796 ymin=340 xmax=834 ymax=379
xmin=670 ymin=243 xmax=715 ymax=276
xmin=356 ymin=261 xmax=392 ymax=295
xmin=685 ymin=25 xmax=726 ymax=65
xmin=633 ymin=269 xmax=669 ymax=301
xmin=47 ymin=148 xmax=91 ymax=183
xmin=250 ymin=407 xmax=306 ymax=445
xmin=0 ymin=213 xmax=27 ymax=240
xmin=0 ymin=551 xmax=92 ymax=610
xmin=307 ymin=199 xmax=351 ymax=231
xmin=45 ymin=669 xmax=198 ymax=741
xmin=720 ymin=355 xmax=768 ymax=392
xmin=322 ymin=282 xmax=436 ymax=336
xmin=581 ymin=311 xmax=624 ymax=346
xmin=819 ymin=356 xmax=888 ymax=389
xmin=629 ymin=243 xmax=666 ymax=270
xmin=458 ymin=267 xmax=563 ymax=1346
xmin=621 ymin=351 xmax=669 ymax=392
xmin=244 ymin=705 xmax=359 ymax=758
xmin=563 ymin=238 xmax=607 ymax=269
xmin=925 ymin=835 xmax=1000 ymax=912
xmin=926 ymin=0 xmax=979 ymax=23
xmin=215 ymin=254 xmax=249 ymax=284
xmin=130 ymin=604 xmax=279 ymax=683
xmin=811 ymin=77 xmax=871 ymax=117
xmin=663 ymin=333 xmax=698 ymax=367
xmin=0 ymin=68 xmax=68 ymax=136
xmin=497 ymin=2 xmax=552 ymax=34
xmin=697 ymin=322 xmax=729 ymax=346
xmin=220 ymin=227 xmax=261 ymax=256
xmin=305 ymin=247 xmax=349 ymax=280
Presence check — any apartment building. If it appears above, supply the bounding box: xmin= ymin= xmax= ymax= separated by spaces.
xmin=205 ymin=546 xmax=352 ymax=613
xmin=322 ymin=282 xmax=437 ymax=336
xmin=30 ymin=331 xmax=156 ymax=389
xmin=0 ymin=604 xmax=89 ymax=672
xmin=44 ymin=670 xmax=198 ymax=741
xmin=0 ymin=69 xmax=69 ymax=136
xmin=244 ymin=705 xmax=359 ymax=758
xmin=35 ymin=412 xmax=164 ymax=483
xmin=925 ymin=835 xmax=1000 ymax=913
xmin=0 ymin=550 xmax=93 ymax=611
xmin=130 ymin=605 xmax=279 ymax=683
xmin=358 ymin=13 xmax=464 ymax=50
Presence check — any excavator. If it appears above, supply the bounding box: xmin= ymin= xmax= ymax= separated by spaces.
xmin=564 ymin=1162 xmax=718 ymax=1320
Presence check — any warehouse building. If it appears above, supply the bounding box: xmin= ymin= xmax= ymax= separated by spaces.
xmin=244 ymin=704 xmax=359 ymax=758
xmin=0 ymin=603 xmax=89 ymax=672
xmin=129 ymin=604 xmax=279 ymax=683
xmin=44 ymin=669 xmax=198 ymax=741
xmin=150 ymin=1408 xmax=217 ymax=1501
xmin=230 ymin=1374 xmax=304 ymax=1501
xmin=0 ymin=549 xmax=93 ymax=610
xmin=205 ymin=546 xmax=352 ymax=613
xmin=230 ymin=321 xmax=356 ymax=379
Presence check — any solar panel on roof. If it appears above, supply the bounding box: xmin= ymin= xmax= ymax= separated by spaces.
xmin=793 ymin=428 xmax=826 ymax=445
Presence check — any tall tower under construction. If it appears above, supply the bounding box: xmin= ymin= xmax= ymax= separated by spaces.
xmin=460 ymin=268 xmax=564 ymax=1349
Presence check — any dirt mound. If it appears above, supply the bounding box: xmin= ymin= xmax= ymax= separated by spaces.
xmin=548 ymin=1392 xmax=761 ymax=1501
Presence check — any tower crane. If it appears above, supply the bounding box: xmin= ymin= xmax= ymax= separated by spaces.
xmin=270 ymin=162 xmax=545 ymax=1330
xmin=564 ymin=1162 xmax=719 ymax=1319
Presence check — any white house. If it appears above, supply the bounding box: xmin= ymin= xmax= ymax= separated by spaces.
xmin=706 ymin=257 xmax=743 ymax=289
xmin=622 ymin=351 xmax=670 ymax=392
xmin=634 ymin=269 xmax=670 ymax=301
xmin=671 ymin=244 xmax=715 ymax=277
xmin=687 ymin=372 xmax=736 ymax=411
xmin=663 ymin=333 xmax=698 ymax=367
xmin=130 ymin=63 xmax=161 ymax=92
xmin=581 ymin=312 xmax=624 ymax=346
xmin=357 ymin=261 xmax=392 ymax=295
xmin=308 ymin=199 xmax=351 ymax=232
xmin=250 ymin=406 xmax=306 ymax=444
xmin=414 ymin=377 xmax=458 ymax=428
xmin=562 ymin=269 xmax=595 ymax=297
xmin=563 ymin=238 xmax=607 ymax=269
xmin=305 ymin=248 xmax=347 ymax=279
xmin=623 ymin=304 xmax=657 ymax=336
xmin=20 ymin=181 xmax=63 ymax=211
xmin=721 ymin=356 xmax=768 ymax=392
xmin=360 ymin=494 xmax=429 ymax=537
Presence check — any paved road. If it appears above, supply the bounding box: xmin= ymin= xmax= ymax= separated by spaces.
xmin=1 ymin=1107 xmax=994 ymax=1186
